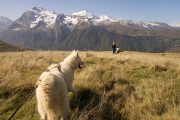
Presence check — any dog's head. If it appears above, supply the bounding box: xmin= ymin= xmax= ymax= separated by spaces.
xmin=68 ymin=50 xmax=84 ymax=69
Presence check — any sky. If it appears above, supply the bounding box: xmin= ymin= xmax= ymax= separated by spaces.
xmin=0 ymin=0 xmax=180 ymax=23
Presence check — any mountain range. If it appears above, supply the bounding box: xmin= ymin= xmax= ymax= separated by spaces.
xmin=0 ymin=7 xmax=180 ymax=52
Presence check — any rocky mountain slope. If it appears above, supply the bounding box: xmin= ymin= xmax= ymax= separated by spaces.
xmin=0 ymin=40 xmax=22 ymax=52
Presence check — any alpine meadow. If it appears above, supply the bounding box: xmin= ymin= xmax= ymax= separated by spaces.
xmin=0 ymin=51 xmax=179 ymax=120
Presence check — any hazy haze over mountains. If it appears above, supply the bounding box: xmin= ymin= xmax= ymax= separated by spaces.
xmin=0 ymin=16 xmax=13 ymax=30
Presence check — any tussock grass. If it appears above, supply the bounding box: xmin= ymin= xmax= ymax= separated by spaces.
xmin=0 ymin=51 xmax=179 ymax=120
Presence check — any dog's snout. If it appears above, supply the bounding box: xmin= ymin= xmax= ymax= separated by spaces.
xmin=78 ymin=62 xmax=84 ymax=69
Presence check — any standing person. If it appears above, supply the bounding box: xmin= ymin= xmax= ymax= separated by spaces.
xmin=112 ymin=42 xmax=117 ymax=54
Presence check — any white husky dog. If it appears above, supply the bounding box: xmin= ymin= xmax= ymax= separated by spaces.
xmin=36 ymin=50 xmax=84 ymax=120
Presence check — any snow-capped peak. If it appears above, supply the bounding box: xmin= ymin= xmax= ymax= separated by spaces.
xmin=72 ymin=10 xmax=93 ymax=18
xmin=98 ymin=15 xmax=118 ymax=23
xmin=169 ymin=22 xmax=180 ymax=28
xmin=99 ymin=15 xmax=111 ymax=20
xmin=30 ymin=7 xmax=58 ymax=28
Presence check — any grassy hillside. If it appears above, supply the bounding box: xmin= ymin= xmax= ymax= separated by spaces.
xmin=0 ymin=40 xmax=22 ymax=52
xmin=0 ymin=51 xmax=179 ymax=120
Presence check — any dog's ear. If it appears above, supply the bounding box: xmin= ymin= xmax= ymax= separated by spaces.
xmin=76 ymin=50 xmax=79 ymax=56
xmin=72 ymin=50 xmax=76 ymax=54
xmin=72 ymin=50 xmax=79 ymax=56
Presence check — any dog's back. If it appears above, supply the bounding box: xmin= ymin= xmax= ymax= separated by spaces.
xmin=36 ymin=71 xmax=69 ymax=120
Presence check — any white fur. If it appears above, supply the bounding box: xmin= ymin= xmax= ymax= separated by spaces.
xmin=36 ymin=51 xmax=83 ymax=120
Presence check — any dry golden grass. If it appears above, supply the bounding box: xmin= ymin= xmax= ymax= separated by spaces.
xmin=0 ymin=51 xmax=179 ymax=120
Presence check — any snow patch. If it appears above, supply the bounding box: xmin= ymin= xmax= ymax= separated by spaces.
xmin=13 ymin=28 xmax=21 ymax=30
xmin=63 ymin=15 xmax=79 ymax=25
xmin=30 ymin=7 xmax=57 ymax=28
xmin=97 ymin=15 xmax=118 ymax=23
xmin=169 ymin=22 xmax=180 ymax=28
